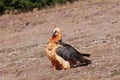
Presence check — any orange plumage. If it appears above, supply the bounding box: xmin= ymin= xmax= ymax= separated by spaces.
xmin=46 ymin=27 xmax=91 ymax=70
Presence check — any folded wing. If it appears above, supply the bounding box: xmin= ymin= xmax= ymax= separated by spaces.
xmin=56 ymin=42 xmax=91 ymax=65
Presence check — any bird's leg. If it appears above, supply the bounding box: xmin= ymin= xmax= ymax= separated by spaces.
xmin=52 ymin=65 xmax=57 ymax=71
xmin=50 ymin=60 xmax=58 ymax=71
xmin=48 ymin=55 xmax=59 ymax=71
xmin=52 ymin=62 xmax=62 ymax=71
xmin=51 ymin=58 xmax=62 ymax=71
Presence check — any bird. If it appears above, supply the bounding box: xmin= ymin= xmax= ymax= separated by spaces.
xmin=46 ymin=27 xmax=91 ymax=70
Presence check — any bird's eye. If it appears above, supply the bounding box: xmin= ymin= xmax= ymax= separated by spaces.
xmin=54 ymin=30 xmax=57 ymax=33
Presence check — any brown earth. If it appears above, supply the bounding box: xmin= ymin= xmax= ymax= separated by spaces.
xmin=0 ymin=0 xmax=120 ymax=80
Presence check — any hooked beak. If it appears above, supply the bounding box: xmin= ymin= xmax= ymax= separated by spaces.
xmin=52 ymin=31 xmax=57 ymax=38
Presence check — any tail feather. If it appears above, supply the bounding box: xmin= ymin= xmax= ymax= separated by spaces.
xmin=81 ymin=53 xmax=91 ymax=57
xmin=75 ymin=57 xmax=91 ymax=66
xmin=80 ymin=58 xmax=92 ymax=66
xmin=77 ymin=54 xmax=91 ymax=65
xmin=84 ymin=59 xmax=91 ymax=64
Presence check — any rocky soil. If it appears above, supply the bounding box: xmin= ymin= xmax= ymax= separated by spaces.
xmin=0 ymin=0 xmax=120 ymax=80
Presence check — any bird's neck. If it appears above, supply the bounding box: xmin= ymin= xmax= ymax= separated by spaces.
xmin=50 ymin=34 xmax=62 ymax=43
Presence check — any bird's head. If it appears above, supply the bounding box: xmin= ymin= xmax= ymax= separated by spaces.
xmin=50 ymin=27 xmax=62 ymax=43
xmin=52 ymin=27 xmax=61 ymax=38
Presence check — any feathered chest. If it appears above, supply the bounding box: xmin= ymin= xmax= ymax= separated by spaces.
xmin=46 ymin=42 xmax=58 ymax=57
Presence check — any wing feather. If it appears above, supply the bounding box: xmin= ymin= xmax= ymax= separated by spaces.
xmin=56 ymin=42 xmax=91 ymax=64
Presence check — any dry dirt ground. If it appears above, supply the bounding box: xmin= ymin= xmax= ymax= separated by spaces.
xmin=0 ymin=0 xmax=120 ymax=80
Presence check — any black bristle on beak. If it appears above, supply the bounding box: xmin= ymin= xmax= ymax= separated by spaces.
xmin=52 ymin=31 xmax=57 ymax=38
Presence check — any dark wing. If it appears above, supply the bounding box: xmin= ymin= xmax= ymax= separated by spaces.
xmin=56 ymin=42 xmax=91 ymax=64
xmin=57 ymin=41 xmax=91 ymax=57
